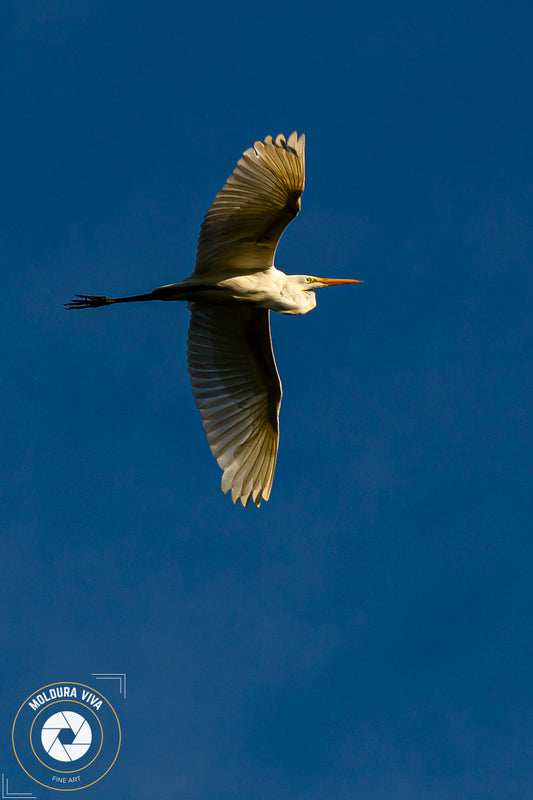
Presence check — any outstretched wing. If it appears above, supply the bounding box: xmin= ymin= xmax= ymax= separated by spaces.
xmin=194 ymin=132 xmax=305 ymax=275
xmin=187 ymin=302 xmax=282 ymax=506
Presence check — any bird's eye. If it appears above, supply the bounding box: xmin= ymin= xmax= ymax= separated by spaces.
xmin=306 ymin=277 xmax=314 ymax=283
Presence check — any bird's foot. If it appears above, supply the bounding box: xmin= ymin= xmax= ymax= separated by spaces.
xmin=65 ymin=294 xmax=112 ymax=310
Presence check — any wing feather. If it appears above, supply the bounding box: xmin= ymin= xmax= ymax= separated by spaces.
xmin=194 ymin=132 xmax=305 ymax=275
xmin=187 ymin=303 xmax=282 ymax=506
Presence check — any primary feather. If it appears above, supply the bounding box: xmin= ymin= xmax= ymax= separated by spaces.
xmin=195 ymin=132 xmax=305 ymax=275
xmin=187 ymin=303 xmax=281 ymax=507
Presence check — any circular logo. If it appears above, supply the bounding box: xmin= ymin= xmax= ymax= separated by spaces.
xmin=41 ymin=711 xmax=92 ymax=762
xmin=12 ymin=683 xmax=121 ymax=791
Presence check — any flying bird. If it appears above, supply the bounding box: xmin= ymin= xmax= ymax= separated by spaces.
xmin=67 ymin=132 xmax=361 ymax=506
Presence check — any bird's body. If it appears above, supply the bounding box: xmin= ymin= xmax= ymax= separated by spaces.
xmin=67 ymin=132 xmax=361 ymax=506
xmin=145 ymin=268 xmax=319 ymax=313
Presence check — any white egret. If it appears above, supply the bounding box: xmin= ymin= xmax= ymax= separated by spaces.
xmin=67 ymin=132 xmax=361 ymax=506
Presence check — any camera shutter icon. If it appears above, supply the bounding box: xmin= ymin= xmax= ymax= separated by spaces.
xmin=41 ymin=711 xmax=92 ymax=762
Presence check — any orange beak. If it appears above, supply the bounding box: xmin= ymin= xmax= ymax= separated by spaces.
xmin=318 ymin=278 xmax=363 ymax=286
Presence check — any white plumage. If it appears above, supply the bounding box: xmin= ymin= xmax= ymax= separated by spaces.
xmin=187 ymin=303 xmax=280 ymax=506
xmin=195 ymin=132 xmax=305 ymax=274
xmin=67 ymin=132 xmax=361 ymax=506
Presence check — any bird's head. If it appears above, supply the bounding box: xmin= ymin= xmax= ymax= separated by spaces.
xmin=301 ymin=275 xmax=363 ymax=290
xmin=279 ymin=273 xmax=363 ymax=314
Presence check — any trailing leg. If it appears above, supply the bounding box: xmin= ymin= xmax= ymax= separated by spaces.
xmin=65 ymin=292 xmax=156 ymax=310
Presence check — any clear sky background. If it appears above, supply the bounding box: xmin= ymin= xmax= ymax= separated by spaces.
xmin=2 ymin=1 xmax=532 ymax=797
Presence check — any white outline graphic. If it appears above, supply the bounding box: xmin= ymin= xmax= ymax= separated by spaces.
xmin=91 ymin=673 xmax=127 ymax=699
xmin=1 ymin=773 xmax=36 ymax=799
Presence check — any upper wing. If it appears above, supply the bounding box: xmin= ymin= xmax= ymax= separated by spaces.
xmin=194 ymin=132 xmax=305 ymax=276
xmin=187 ymin=302 xmax=282 ymax=507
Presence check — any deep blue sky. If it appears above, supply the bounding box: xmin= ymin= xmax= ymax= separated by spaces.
xmin=2 ymin=1 xmax=532 ymax=797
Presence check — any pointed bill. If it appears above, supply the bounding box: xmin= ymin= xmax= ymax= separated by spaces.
xmin=318 ymin=278 xmax=363 ymax=285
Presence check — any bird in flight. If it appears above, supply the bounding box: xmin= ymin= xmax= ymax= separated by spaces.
xmin=67 ymin=132 xmax=361 ymax=507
